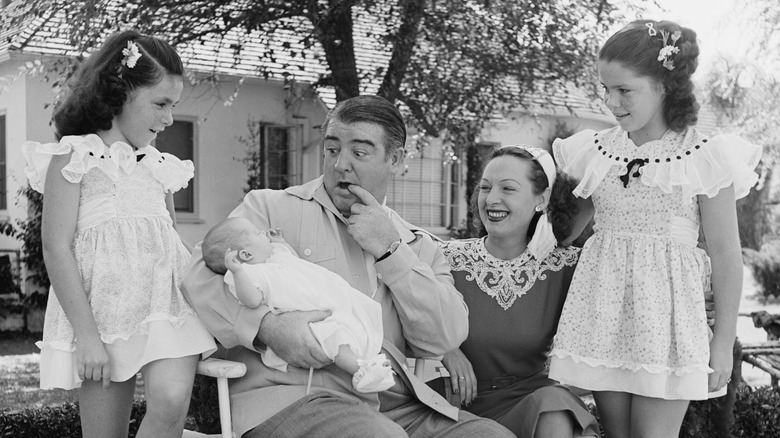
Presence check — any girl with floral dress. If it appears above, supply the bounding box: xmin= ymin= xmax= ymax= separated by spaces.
xmin=548 ymin=20 xmax=761 ymax=437
xmin=25 ymin=30 xmax=215 ymax=438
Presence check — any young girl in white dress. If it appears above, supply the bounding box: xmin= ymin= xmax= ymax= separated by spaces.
xmin=24 ymin=30 xmax=216 ymax=438
xmin=548 ymin=20 xmax=761 ymax=437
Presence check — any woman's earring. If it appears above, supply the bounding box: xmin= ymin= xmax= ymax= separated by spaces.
xmin=534 ymin=205 xmax=543 ymax=212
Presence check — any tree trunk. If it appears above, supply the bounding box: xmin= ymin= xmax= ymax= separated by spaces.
xmin=378 ymin=0 xmax=425 ymax=102
xmin=314 ymin=3 xmax=360 ymax=101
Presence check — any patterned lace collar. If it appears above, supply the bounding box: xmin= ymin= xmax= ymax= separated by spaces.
xmin=442 ymin=238 xmax=578 ymax=310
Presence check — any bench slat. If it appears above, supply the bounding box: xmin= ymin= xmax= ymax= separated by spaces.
xmin=743 ymin=354 xmax=780 ymax=379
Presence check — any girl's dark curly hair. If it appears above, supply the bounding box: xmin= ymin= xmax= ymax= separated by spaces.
xmin=470 ymin=147 xmax=579 ymax=244
xmin=53 ymin=30 xmax=183 ymax=138
xmin=599 ymin=19 xmax=700 ymax=131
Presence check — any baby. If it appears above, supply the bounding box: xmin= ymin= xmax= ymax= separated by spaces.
xmin=202 ymin=217 xmax=395 ymax=393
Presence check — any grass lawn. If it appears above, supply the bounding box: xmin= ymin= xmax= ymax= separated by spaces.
xmin=0 ymin=331 xmax=144 ymax=413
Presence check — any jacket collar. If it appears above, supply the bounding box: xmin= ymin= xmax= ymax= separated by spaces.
xmin=284 ymin=176 xmax=417 ymax=243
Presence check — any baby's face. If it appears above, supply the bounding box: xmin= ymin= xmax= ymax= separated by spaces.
xmin=235 ymin=220 xmax=274 ymax=264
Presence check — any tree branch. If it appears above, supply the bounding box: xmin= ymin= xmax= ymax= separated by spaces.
xmin=378 ymin=0 xmax=425 ymax=102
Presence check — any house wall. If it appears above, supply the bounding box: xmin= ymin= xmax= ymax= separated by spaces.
xmin=0 ymin=58 xmax=36 ymax=252
xmin=173 ymin=77 xmax=327 ymax=245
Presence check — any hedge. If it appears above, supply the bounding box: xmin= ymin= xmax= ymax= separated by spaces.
xmin=2 ymin=385 xmax=778 ymax=437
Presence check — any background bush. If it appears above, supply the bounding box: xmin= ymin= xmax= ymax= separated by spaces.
xmin=743 ymin=240 xmax=780 ymax=300
xmin=0 ymin=400 xmax=145 ymax=438
xmin=732 ymin=386 xmax=780 ymax=437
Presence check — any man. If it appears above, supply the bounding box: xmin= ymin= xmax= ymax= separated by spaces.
xmin=182 ymin=95 xmax=513 ymax=437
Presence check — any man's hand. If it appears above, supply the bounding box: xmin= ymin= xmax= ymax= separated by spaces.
xmin=345 ymin=185 xmax=401 ymax=258
xmin=704 ymin=291 xmax=715 ymax=328
xmin=258 ymin=310 xmax=332 ymax=369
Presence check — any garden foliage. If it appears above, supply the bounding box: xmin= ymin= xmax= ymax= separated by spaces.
xmin=0 ymin=400 xmax=145 ymax=437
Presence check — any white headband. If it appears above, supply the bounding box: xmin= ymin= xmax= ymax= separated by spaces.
xmin=500 ymin=144 xmax=556 ymax=189
xmin=498 ymin=144 xmax=558 ymax=261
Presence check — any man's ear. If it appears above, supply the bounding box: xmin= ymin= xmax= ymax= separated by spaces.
xmin=238 ymin=249 xmax=255 ymax=263
xmin=389 ymin=146 xmax=404 ymax=169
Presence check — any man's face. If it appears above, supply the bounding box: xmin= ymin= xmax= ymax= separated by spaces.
xmin=322 ymin=118 xmax=402 ymax=217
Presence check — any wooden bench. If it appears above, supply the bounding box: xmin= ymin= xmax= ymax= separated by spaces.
xmin=740 ymin=340 xmax=780 ymax=386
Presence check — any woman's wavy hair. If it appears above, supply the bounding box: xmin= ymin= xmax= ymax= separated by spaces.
xmin=599 ymin=19 xmax=700 ymax=131
xmin=53 ymin=30 xmax=183 ymax=138
xmin=469 ymin=147 xmax=579 ymax=244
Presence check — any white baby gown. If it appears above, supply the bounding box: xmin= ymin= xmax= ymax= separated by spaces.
xmin=224 ymin=243 xmax=385 ymax=372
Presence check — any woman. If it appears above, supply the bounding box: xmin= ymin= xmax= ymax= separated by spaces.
xmin=430 ymin=145 xmax=600 ymax=438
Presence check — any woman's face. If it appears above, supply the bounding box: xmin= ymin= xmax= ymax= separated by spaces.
xmin=478 ymin=155 xmax=544 ymax=242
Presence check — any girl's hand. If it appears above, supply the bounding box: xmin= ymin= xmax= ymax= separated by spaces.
xmin=76 ymin=335 xmax=111 ymax=389
xmin=708 ymin=339 xmax=734 ymax=392
xmin=441 ymin=348 xmax=477 ymax=406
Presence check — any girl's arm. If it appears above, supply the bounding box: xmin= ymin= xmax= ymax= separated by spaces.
xmin=699 ymin=185 xmax=742 ymax=391
xmin=165 ymin=191 xmax=193 ymax=252
xmin=563 ymin=196 xmax=595 ymax=244
xmin=41 ymin=154 xmax=111 ymax=388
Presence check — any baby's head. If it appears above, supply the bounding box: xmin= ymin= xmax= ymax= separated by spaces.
xmin=202 ymin=217 xmax=274 ymax=274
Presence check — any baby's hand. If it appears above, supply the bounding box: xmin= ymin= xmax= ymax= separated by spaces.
xmin=268 ymin=228 xmax=286 ymax=244
xmin=224 ymin=249 xmax=243 ymax=272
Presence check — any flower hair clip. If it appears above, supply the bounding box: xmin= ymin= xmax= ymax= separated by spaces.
xmin=121 ymin=41 xmax=142 ymax=69
xmin=657 ymin=29 xmax=682 ymax=71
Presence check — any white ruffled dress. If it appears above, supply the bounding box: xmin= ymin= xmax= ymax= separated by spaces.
xmin=548 ymin=127 xmax=761 ymax=400
xmin=24 ymin=134 xmax=216 ymax=390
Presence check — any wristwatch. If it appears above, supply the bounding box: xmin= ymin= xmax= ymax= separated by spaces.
xmin=376 ymin=239 xmax=402 ymax=262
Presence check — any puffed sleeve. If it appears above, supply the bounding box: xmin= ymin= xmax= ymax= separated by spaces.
xmin=138 ymin=145 xmax=195 ymax=193
xmin=691 ymin=133 xmax=760 ymax=199
xmin=552 ymin=129 xmax=613 ymax=198
xmin=22 ymin=134 xmax=107 ymax=193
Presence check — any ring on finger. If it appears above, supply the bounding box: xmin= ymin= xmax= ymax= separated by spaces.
xmin=458 ymin=377 xmax=465 ymax=380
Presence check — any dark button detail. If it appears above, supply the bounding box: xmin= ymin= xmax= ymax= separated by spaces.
xmin=702 ymin=139 xmax=708 ymax=143
xmin=666 ymin=158 xmax=672 ymax=162
xmin=685 ymin=151 xmax=691 ymax=155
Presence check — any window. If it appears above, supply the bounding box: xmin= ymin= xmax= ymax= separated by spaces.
xmin=155 ymin=120 xmax=195 ymax=213
xmin=0 ymin=114 xmax=6 ymax=210
xmin=387 ymin=145 xmax=460 ymax=232
xmin=248 ymin=124 xmax=301 ymax=189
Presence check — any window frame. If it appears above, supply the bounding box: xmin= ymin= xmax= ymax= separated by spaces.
xmin=154 ymin=116 xmax=200 ymax=223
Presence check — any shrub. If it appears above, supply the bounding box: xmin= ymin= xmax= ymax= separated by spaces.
xmin=743 ymin=240 xmax=780 ymax=300
xmin=0 ymin=185 xmax=49 ymax=299
xmin=0 ymin=400 xmax=146 ymax=437
xmin=732 ymin=386 xmax=780 ymax=437
xmin=187 ymin=374 xmax=222 ymax=434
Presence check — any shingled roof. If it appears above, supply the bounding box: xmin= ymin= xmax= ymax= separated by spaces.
xmin=0 ymin=1 xmax=609 ymax=118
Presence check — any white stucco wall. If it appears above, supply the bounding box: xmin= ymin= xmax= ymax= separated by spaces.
xmin=163 ymin=76 xmax=328 ymax=245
